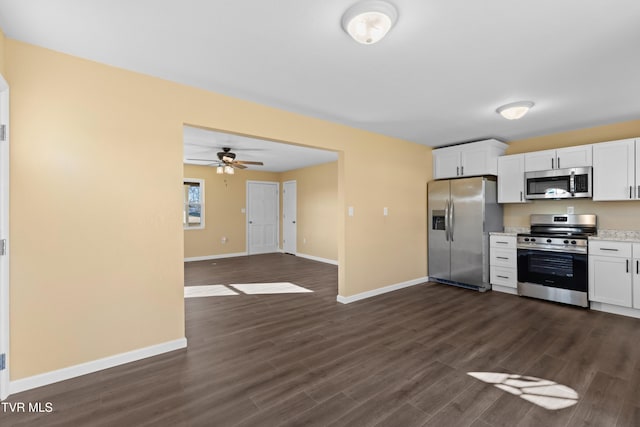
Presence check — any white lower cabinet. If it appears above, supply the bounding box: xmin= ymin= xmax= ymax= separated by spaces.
xmin=588 ymin=241 xmax=640 ymax=314
xmin=634 ymin=243 xmax=640 ymax=309
xmin=490 ymin=235 xmax=517 ymax=294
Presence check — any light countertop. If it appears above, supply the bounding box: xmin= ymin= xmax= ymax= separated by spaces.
xmin=589 ymin=230 xmax=640 ymax=242
xmin=490 ymin=232 xmax=518 ymax=237
xmin=490 ymin=227 xmax=529 ymax=237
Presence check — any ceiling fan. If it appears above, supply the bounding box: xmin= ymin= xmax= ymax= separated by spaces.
xmin=188 ymin=147 xmax=264 ymax=174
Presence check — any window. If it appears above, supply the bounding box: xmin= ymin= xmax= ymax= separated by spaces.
xmin=183 ymin=179 xmax=204 ymax=229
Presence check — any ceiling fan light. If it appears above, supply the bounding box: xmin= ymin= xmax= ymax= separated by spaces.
xmin=497 ymin=101 xmax=534 ymax=120
xmin=342 ymin=1 xmax=398 ymax=45
xmin=224 ymin=165 xmax=234 ymax=174
xmin=216 ymin=166 xmax=224 ymax=174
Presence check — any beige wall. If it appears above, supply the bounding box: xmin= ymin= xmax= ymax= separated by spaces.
xmin=504 ymin=119 xmax=640 ymax=230
xmin=7 ymin=39 xmax=431 ymax=379
xmin=0 ymin=29 xmax=5 ymax=75
xmin=184 ymin=160 xmax=339 ymax=262
xmin=183 ymin=164 xmax=280 ymax=258
xmin=280 ymin=161 xmax=338 ymax=262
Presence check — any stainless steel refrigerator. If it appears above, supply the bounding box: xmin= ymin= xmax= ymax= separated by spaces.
xmin=428 ymin=176 xmax=503 ymax=291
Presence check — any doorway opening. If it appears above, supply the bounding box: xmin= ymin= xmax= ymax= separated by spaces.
xmin=182 ymin=125 xmax=339 ymax=265
xmin=0 ymin=73 xmax=10 ymax=400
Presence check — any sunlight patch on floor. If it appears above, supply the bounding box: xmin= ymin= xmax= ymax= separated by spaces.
xmin=229 ymin=282 xmax=313 ymax=294
xmin=468 ymin=372 xmax=579 ymax=410
xmin=184 ymin=283 xmax=313 ymax=298
xmin=184 ymin=285 xmax=239 ymax=298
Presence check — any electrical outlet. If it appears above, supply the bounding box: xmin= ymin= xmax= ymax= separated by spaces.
xmin=303 ymin=237 xmax=306 ymax=244
xmin=221 ymin=236 xmax=228 ymax=244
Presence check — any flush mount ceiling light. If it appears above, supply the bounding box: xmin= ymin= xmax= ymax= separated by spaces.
xmin=496 ymin=101 xmax=535 ymax=120
xmin=342 ymin=0 xmax=398 ymax=45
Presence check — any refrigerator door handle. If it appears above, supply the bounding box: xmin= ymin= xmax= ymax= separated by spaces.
xmin=444 ymin=200 xmax=450 ymax=241
xmin=450 ymin=200 xmax=455 ymax=242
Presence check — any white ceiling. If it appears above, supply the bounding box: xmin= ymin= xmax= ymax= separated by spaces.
xmin=183 ymin=126 xmax=338 ymax=172
xmin=1 ymin=0 xmax=640 ymax=149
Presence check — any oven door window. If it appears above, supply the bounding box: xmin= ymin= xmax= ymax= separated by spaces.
xmin=517 ymin=249 xmax=587 ymax=291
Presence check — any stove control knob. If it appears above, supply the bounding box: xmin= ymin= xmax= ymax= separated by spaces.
xmin=531 ymin=238 xmax=536 ymax=242
xmin=524 ymin=238 xmax=530 ymax=242
xmin=564 ymin=240 xmax=569 ymax=244
xmin=546 ymin=239 xmax=552 ymax=243
xmin=571 ymin=240 xmax=577 ymax=245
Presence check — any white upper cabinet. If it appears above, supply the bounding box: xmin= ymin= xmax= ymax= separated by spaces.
xmin=433 ymin=139 xmax=507 ymax=180
xmin=636 ymin=139 xmax=640 ymax=200
xmin=433 ymin=146 xmax=461 ymax=179
xmin=497 ymin=154 xmax=527 ymax=203
xmin=557 ymin=145 xmax=593 ymax=169
xmin=592 ymin=138 xmax=637 ymax=201
xmin=524 ymin=149 xmax=557 ymax=172
xmin=524 ymin=145 xmax=592 ymax=172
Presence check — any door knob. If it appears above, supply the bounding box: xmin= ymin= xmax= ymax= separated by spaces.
xmin=292 ymin=221 xmax=296 ymax=223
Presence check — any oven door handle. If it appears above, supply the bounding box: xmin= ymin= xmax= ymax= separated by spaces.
xmin=516 ymin=245 xmax=587 ymax=254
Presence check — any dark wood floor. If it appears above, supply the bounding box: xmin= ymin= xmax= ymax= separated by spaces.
xmin=2 ymin=253 xmax=640 ymax=426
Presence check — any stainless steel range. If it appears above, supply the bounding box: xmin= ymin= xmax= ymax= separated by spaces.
xmin=517 ymin=214 xmax=597 ymax=307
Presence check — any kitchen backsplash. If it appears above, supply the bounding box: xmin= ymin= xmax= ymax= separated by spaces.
xmin=503 ymin=199 xmax=640 ymax=231
xmin=504 ymin=226 xmax=529 ymax=234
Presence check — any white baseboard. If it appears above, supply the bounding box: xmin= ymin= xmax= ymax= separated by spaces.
xmin=184 ymin=252 xmax=247 ymax=262
xmin=296 ymin=253 xmax=338 ymax=266
xmin=337 ymin=276 xmax=429 ymax=304
xmin=9 ymin=337 xmax=187 ymax=396
xmin=491 ymin=285 xmax=518 ymax=295
xmin=589 ymin=302 xmax=640 ymax=319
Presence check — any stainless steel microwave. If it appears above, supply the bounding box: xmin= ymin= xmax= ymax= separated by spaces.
xmin=524 ymin=167 xmax=592 ymax=199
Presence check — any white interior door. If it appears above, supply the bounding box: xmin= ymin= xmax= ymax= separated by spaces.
xmin=283 ymin=181 xmax=297 ymax=255
xmin=0 ymin=75 xmax=9 ymax=400
xmin=247 ymin=181 xmax=279 ymax=255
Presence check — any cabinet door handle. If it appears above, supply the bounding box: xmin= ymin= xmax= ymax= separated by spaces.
xmin=497 ymin=275 xmax=510 ymax=279
xmin=637 ymin=185 xmax=639 ymax=199
xmin=637 ymin=260 xmax=639 ymax=274
xmin=599 ymin=248 xmax=619 ymax=251
xmin=496 ymin=256 xmax=509 ymax=260
xmin=496 ymin=241 xmax=509 ymax=244
xmin=457 ymin=166 xmax=459 ymax=176
xmin=551 ymin=158 xmax=554 ymax=169
xmin=627 ymin=259 xmax=629 ymax=273
xmin=557 ymin=157 xmax=560 ymax=168
xmin=461 ymin=166 xmax=464 ymax=175
xmin=630 ymin=186 xmax=633 ymax=199
xmin=520 ymin=191 xmax=523 ymax=201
